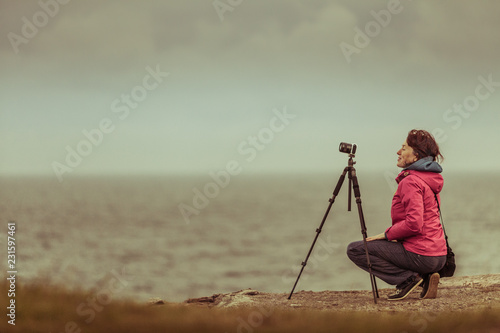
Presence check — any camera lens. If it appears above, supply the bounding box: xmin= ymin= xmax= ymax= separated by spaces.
xmin=339 ymin=142 xmax=357 ymax=155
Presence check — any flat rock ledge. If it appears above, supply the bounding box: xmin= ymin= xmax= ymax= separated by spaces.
xmin=180 ymin=274 xmax=500 ymax=313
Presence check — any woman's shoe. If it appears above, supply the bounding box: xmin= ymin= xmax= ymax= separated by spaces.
xmin=420 ymin=272 xmax=440 ymax=299
xmin=388 ymin=275 xmax=423 ymax=301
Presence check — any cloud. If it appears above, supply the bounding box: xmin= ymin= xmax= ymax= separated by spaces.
xmin=335 ymin=1 xmax=500 ymax=74
xmin=1 ymin=0 xmax=500 ymax=175
xmin=3 ymin=0 xmax=499 ymax=86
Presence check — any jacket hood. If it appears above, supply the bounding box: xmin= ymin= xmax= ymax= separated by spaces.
xmin=404 ymin=156 xmax=443 ymax=173
xmin=396 ymin=157 xmax=444 ymax=194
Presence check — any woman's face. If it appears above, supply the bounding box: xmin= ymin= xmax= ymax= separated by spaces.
xmin=397 ymin=140 xmax=418 ymax=168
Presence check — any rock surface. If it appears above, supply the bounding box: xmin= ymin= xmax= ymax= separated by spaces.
xmin=183 ymin=274 xmax=500 ymax=312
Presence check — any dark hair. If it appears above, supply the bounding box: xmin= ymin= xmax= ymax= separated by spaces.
xmin=406 ymin=129 xmax=443 ymax=163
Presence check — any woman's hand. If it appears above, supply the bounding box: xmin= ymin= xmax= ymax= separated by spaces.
xmin=366 ymin=232 xmax=386 ymax=242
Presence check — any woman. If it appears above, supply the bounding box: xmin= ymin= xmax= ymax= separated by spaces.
xmin=347 ymin=129 xmax=447 ymax=301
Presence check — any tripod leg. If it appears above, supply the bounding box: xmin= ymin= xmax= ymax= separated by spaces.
xmin=350 ymin=168 xmax=379 ymax=304
xmin=288 ymin=167 xmax=349 ymax=300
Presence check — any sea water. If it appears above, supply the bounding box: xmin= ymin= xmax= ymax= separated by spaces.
xmin=1 ymin=172 xmax=498 ymax=302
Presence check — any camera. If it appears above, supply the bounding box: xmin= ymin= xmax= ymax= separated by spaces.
xmin=339 ymin=142 xmax=357 ymax=155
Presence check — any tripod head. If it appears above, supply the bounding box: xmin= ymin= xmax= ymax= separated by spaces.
xmin=339 ymin=142 xmax=358 ymax=210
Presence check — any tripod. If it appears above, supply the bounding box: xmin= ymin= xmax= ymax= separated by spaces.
xmin=287 ymin=153 xmax=379 ymax=304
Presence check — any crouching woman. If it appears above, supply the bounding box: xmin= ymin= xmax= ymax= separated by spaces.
xmin=347 ymin=129 xmax=447 ymax=301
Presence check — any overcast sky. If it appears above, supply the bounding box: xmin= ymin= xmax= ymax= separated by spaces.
xmin=1 ymin=0 xmax=499 ymax=179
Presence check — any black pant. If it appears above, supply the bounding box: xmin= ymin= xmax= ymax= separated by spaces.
xmin=347 ymin=240 xmax=446 ymax=288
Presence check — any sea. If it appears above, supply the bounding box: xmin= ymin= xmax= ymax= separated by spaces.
xmin=1 ymin=172 xmax=499 ymax=303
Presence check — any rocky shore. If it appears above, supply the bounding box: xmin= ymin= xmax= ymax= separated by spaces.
xmin=181 ymin=274 xmax=500 ymax=312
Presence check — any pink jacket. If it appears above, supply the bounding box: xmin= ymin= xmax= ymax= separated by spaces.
xmin=385 ymin=170 xmax=447 ymax=256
